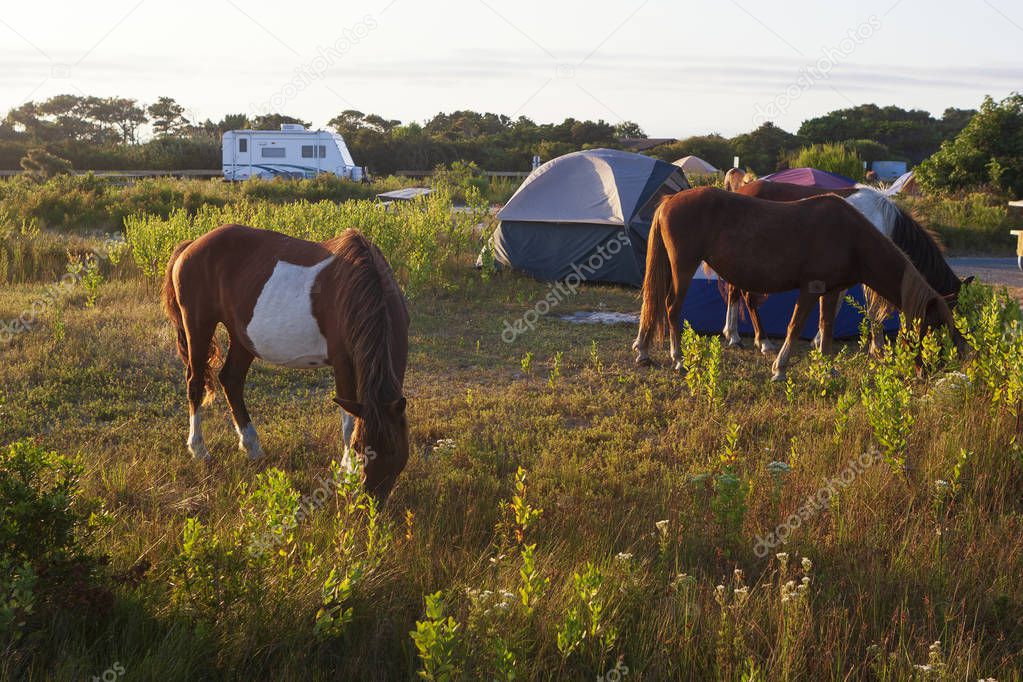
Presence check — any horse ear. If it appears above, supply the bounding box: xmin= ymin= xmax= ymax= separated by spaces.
xmin=961 ymin=275 xmax=975 ymax=286
xmin=333 ymin=396 xmax=363 ymax=418
xmin=388 ymin=397 xmax=407 ymax=416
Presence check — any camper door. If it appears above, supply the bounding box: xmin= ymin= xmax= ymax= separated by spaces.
xmin=234 ymin=133 xmax=253 ymax=179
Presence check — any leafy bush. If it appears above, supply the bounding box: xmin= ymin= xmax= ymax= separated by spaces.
xmin=916 ymin=93 xmax=1023 ymax=196
xmin=0 ymin=440 xmax=103 ymax=639
xmin=787 ymin=143 xmax=864 ymax=181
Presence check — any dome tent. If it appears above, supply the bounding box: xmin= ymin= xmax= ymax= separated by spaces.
xmin=673 ymin=155 xmax=720 ymax=176
xmin=761 ymin=167 xmax=857 ymax=189
xmin=493 ymin=149 xmax=688 ymax=287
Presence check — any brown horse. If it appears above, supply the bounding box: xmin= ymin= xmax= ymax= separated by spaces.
xmin=633 ymin=188 xmax=961 ymax=380
xmin=723 ymin=168 xmax=756 ymax=192
xmin=162 ymin=224 xmax=410 ymax=503
xmin=718 ymin=180 xmax=970 ymax=354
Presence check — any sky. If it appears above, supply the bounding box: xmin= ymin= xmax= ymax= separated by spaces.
xmin=1 ymin=0 xmax=1021 ymax=138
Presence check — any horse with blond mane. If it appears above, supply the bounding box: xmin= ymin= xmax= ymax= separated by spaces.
xmin=633 ymin=188 xmax=964 ymax=380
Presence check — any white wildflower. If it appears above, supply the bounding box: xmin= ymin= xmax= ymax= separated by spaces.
xmin=801 ymin=557 xmax=813 ymax=573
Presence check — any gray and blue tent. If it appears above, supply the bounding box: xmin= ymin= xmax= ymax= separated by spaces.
xmin=492 ymin=149 xmax=689 ymax=287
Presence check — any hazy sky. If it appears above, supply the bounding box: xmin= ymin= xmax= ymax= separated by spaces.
xmin=1 ymin=0 xmax=1020 ymax=138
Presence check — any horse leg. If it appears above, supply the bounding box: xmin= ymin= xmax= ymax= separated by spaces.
xmin=771 ymin=291 xmax=816 ymax=382
xmin=184 ymin=320 xmax=215 ymax=460
xmin=865 ymin=291 xmax=886 ymax=357
xmin=668 ymin=262 xmax=700 ymax=371
xmin=219 ymin=340 xmax=262 ymax=459
xmin=813 ymin=288 xmax=847 ymax=350
xmin=723 ymin=284 xmax=743 ymax=348
xmin=332 ymin=360 xmax=360 ymax=474
xmin=819 ymin=292 xmax=841 ymax=357
xmin=745 ymin=293 xmax=775 ymax=354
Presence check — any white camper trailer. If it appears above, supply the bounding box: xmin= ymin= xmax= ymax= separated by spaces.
xmin=222 ymin=124 xmax=365 ymax=181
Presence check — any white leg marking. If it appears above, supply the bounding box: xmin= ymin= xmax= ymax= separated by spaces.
xmin=236 ymin=422 xmax=264 ymax=459
xmin=340 ymin=411 xmax=359 ymax=474
xmin=725 ymin=300 xmax=742 ymax=347
xmin=188 ymin=412 xmax=210 ymax=460
xmin=759 ymin=338 xmax=776 ymax=354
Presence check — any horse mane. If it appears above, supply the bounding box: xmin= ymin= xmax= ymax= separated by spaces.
xmin=889 ymin=206 xmax=960 ymax=296
xmin=847 ymin=188 xmax=960 ymax=298
xmin=899 ymin=264 xmax=938 ymax=323
xmin=327 ymin=230 xmax=405 ymax=450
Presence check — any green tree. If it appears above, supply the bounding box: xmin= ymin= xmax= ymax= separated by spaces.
xmin=19 ymin=147 xmax=73 ymax=180
xmin=916 ymin=93 xmax=1023 ymax=196
xmin=653 ymin=134 xmax=735 ymax=170
xmin=148 ymin=96 xmax=189 ymax=137
xmin=614 ymin=120 xmax=645 ymax=139
xmin=798 ymin=104 xmax=968 ymax=164
xmin=251 ymin=113 xmax=312 ymax=130
xmin=730 ymin=122 xmax=801 ymax=173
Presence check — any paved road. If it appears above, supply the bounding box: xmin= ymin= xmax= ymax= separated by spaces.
xmin=949 ymin=257 xmax=1022 ymax=291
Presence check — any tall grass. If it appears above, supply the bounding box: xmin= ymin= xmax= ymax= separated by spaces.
xmin=124 ymin=188 xmax=489 ymax=295
xmin=898 ymin=192 xmax=1015 ymax=254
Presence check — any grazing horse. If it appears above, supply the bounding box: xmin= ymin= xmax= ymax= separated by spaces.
xmin=162 ymin=224 xmax=410 ymax=503
xmin=633 ymin=188 xmax=962 ymax=380
xmin=718 ymin=180 xmax=970 ymax=354
xmin=723 ymin=168 xmax=755 ymax=192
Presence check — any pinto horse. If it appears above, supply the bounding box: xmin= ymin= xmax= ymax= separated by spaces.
xmin=633 ymin=188 xmax=962 ymax=380
xmin=162 ymin=224 xmax=410 ymax=503
xmin=718 ymin=180 xmax=970 ymax=354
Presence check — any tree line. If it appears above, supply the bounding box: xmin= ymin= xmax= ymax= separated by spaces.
xmin=2 ymin=92 xmax=1020 ymax=195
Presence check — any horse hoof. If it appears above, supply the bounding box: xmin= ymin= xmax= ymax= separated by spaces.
xmin=760 ymin=342 xmax=776 ymax=355
xmin=636 ymin=355 xmax=652 ymax=367
xmin=673 ymin=360 xmax=684 ymax=372
xmin=727 ymin=338 xmax=744 ymax=349
xmin=189 ymin=442 xmax=211 ymax=461
xmin=771 ymin=372 xmax=786 ymax=383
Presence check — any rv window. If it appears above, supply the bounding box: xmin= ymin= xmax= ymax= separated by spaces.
xmin=318 ymin=145 xmax=327 ymax=158
xmin=261 ymin=147 xmax=286 ymax=158
xmin=239 ymin=138 xmax=248 ymax=153
xmin=301 ymin=145 xmax=314 ymax=158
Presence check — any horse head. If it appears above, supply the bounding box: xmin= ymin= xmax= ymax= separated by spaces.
xmin=334 ymin=396 xmax=410 ymax=505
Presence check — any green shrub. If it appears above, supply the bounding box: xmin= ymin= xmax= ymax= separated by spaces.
xmin=0 ymin=440 xmax=102 ymax=639
xmin=787 ymin=143 xmax=864 ymax=181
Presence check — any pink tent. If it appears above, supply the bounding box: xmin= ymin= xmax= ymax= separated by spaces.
xmin=761 ymin=167 xmax=857 ymax=189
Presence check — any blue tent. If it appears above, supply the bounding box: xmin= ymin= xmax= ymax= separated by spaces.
xmin=680 ymin=267 xmax=897 ymax=340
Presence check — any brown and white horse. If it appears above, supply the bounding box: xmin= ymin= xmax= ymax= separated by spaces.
xmin=719 ymin=180 xmax=970 ymax=354
xmin=162 ymin=224 xmax=410 ymax=503
xmin=633 ymin=188 xmax=962 ymax=380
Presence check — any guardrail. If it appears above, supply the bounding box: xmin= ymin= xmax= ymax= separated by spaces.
xmin=0 ymin=168 xmax=531 ymax=180
xmin=0 ymin=169 xmax=222 ymax=179
xmin=395 ymin=170 xmax=530 ymax=179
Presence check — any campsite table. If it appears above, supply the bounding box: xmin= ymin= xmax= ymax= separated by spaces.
xmin=1010 ymin=200 xmax=1023 ymax=271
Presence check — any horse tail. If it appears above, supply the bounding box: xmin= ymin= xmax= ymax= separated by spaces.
xmin=162 ymin=240 xmax=220 ymax=405
xmin=639 ymin=198 xmax=673 ymax=344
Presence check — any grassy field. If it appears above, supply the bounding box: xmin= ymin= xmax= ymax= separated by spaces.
xmin=3 ymin=230 xmax=1023 ymax=680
